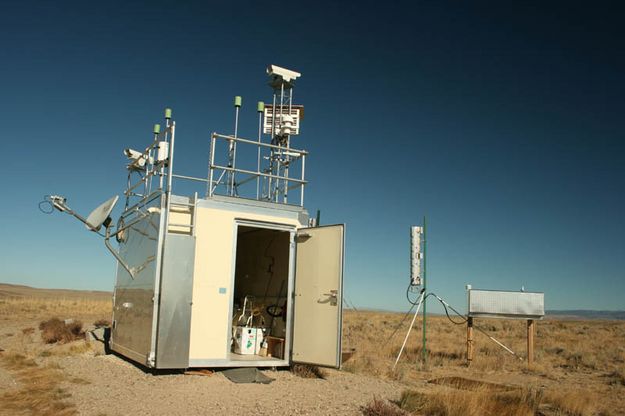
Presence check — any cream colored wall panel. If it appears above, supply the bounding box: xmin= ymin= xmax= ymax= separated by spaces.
xmin=188 ymin=206 xmax=302 ymax=360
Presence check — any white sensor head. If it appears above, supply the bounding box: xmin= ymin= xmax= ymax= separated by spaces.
xmin=267 ymin=65 xmax=301 ymax=82
xmin=124 ymin=148 xmax=153 ymax=170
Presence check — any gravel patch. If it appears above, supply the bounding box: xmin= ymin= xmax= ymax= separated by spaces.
xmin=60 ymin=354 xmax=401 ymax=415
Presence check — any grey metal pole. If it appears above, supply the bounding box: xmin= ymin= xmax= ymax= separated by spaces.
xmin=161 ymin=108 xmax=172 ymax=190
xmin=422 ymin=216 xmax=427 ymax=367
xmin=268 ymin=93 xmax=277 ymax=200
xmin=230 ymin=96 xmax=241 ymax=196
xmin=283 ymin=86 xmax=293 ymax=204
xmin=300 ymin=154 xmax=305 ymax=206
xmin=166 ymin=122 xmax=176 ymax=203
xmin=208 ymin=133 xmax=216 ymax=197
xmin=146 ymin=124 xmax=160 ymax=197
xmin=275 ymin=82 xmax=285 ymax=202
xmin=256 ymin=101 xmax=264 ymax=200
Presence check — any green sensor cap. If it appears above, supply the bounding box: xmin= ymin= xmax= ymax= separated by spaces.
xmin=153 ymin=124 xmax=161 ymax=134
xmin=165 ymin=108 xmax=172 ymax=119
xmin=234 ymin=96 xmax=242 ymax=107
xmin=257 ymin=101 xmax=264 ymax=112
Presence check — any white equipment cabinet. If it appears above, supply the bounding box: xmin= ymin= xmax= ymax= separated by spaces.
xmin=108 ymin=65 xmax=345 ymax=370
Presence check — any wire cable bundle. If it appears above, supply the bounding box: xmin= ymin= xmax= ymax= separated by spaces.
xmin=391 ymin=284 xmax=523 ymax=367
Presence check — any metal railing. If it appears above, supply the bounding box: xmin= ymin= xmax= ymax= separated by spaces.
xmin=207 ymin=132 xmax=307 ymax=206
xmin=122 ymin=123 xmax=307 ymax=214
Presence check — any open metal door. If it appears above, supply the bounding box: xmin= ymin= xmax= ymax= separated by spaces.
xmin=292 ymin=224 xmax=344 ymax=368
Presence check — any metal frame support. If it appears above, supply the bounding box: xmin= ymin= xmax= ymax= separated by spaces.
xmin=527 ymin=319 xmax=535 ymax=366
xmin=421 ymin=216 xmax=427 ymax=367
xmin=467 ymin=317 xmax=474 ymax=364
xmin=464 ymin=317 xmax=536 ymax=367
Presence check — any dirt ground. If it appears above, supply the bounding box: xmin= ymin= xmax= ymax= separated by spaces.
xmin=0 ymin=323 xmax=402 ymax=416
xmin=0 ymin=288 xmax=403 ymax=416
xmin=62 ymin=355 xmax=402 ymax=416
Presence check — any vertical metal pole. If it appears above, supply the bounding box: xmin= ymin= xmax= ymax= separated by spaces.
xmin=422 ymin=216 xmax=427 ymax=367
xmin=125 ymin=172 xmax=131 ymax=209
xmin=283 ymin=86 xmax=292 ymax=204
xmin=467 ymin=317 xmax=474 ymax=364
xmin=161 ymin=109 xmax=171 ymax=190
xmin=146 ymin=125 xmax=159 ymax=197
xmin=527 ymin=319 xmax=535 ymax=367
xmin=256 ymin=102 xmax=264 ymax=200
xmin=166 ymin=122 xmax=175 ymax=201
xmin=230 ymin=97 xmax=241 ymax=196
xmin=268 ymin=93 xmax=277 ymax=200
xmin=208 ymin=133 xmax=216 ymax=197
xmin=149 ymin=120 xmax=175 ymax=367
xmin=275 ymin=82 xmax=285 ymax=202
xmin=300 ymin=154 xmax=305 ymax=206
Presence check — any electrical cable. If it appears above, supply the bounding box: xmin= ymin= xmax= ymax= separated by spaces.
xmin=393 ymin=283 xmax=525 ymax=365
xmin=430 ymin=292 xmax=523 ymax=361
xmin=428 ymin=292 xmax=468 ymax=325
xmin=406 ymin=282 xmax=422 ymax=305
xmin=38 ymin=195 xmax=107 ymax=237
xmin=261 ymin=234 xmax=277 ymax=305
xmin=343 ymin=296 xmax=359 ymax=312
xmin=38 ymin=196 xmax=54 ymax=214
xmin=389 ymin=284 xmax=426 ymax=341
xmin=387 ymin=302 xmax=417 ymax=341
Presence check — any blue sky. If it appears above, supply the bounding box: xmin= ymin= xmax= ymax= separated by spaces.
xmin=1 ymin=1 xmax=623 ymax=312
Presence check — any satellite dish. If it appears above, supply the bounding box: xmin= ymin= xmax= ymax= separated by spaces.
xmin=85 ymin=195 xmax=119 ymax=232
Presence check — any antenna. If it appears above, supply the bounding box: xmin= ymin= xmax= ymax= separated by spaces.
xmin=41 ymin=194 xmax=118 ymax=233
xmin=40 ymin=194 xmax=135 ymax=278
xmin=85 ymin=195 xmax=119 ymax=232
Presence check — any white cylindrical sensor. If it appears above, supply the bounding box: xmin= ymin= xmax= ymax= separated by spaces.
xmin=157 ymin=141 xmax=169 ymax=162
xmin=410 ymin=226 xmax=423 ymax=286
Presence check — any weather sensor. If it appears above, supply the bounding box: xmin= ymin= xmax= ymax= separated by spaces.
xmin=410 ymin=225 xmax=423 ymax=286
xmin=267 ymin=65 xmax=301 ymax=83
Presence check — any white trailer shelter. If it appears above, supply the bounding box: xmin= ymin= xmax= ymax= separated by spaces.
xmin=79 ymin=66 xmax=344 ymax=370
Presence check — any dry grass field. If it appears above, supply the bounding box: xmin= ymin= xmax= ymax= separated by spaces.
xmin=0 ymin=286 xmax=111 ymax=416
xmin=0 ymin=283 xmax=623 ymax=415
xmin=343 ymin=310 xmax=625 ymax=415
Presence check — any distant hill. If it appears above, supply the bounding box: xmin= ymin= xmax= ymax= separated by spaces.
xmin=348 ymin=307 xmax=625 ymax=320
xmin=0 ymin=283 xmax=111 ymax=301
xmin=547 ymin=310 xmax=625 ymax=320
xmin=1 ymin=283 xmax=623 ymax=320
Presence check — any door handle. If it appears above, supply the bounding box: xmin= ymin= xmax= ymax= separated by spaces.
xmin=322 ymin=290 xmax=338 ymax=306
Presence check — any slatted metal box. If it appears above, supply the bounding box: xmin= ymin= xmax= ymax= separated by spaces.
xmin=468 ymin=289 xmax=544 ymax=320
